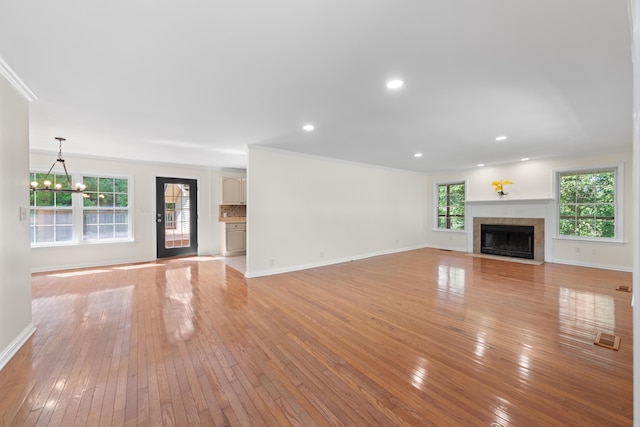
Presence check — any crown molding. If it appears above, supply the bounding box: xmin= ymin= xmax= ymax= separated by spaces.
xmin=0 ymin=55 xmax=37 ymax=102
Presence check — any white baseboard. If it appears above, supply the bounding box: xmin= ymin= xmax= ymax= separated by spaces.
xmin=0 ymin=323 xmax=36 ymax=372
xmin=423 ymin=243 xmax=467 ymax=252
xmin=245 ymin=245 xmax=426 ymax=278
xmin=243 ymin=246 xmax=633 ymax=278
xmin=551 ymin=258 xmax=633 ymax=272
xmin=31 ymin=257 xmax=153 ymax=273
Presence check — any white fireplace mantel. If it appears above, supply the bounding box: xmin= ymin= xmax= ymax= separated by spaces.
xmin=465 ymin=198 xmax=556 ymax=262
xmin=465 ymin=198 xmax=555 ymax=205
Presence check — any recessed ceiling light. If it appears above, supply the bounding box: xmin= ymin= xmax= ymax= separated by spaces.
xmin=521 ymin=157 xmax=530 ymax=161
xmin=387 ymin=79 xmax=404 ymax=89
xmin=477 ymin=163 xmax=485 ymax=167
xmin=495 ymin=136 xmax=508 ymax=141
xmin=414 ymin=153 xmax=423 ymax=158
xmin=303 ymin=124 xmax=314 ymax=132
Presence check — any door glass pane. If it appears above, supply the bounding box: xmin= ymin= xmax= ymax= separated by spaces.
xmin=165 ymin=183 xmax=191 ymax=249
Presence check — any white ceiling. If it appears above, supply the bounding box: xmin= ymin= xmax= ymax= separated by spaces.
xmin=0 ymin=1 xmax=632 ymax=173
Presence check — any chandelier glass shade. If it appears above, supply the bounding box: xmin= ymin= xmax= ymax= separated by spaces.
xmin=30 ymin=137 xmax=86 ymax=193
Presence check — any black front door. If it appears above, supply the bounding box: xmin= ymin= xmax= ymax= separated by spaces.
xmin=156 ymin=177 xmax=198 ymax=258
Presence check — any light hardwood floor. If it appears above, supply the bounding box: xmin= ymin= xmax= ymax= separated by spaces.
xmin=0 ymin=249 xmax=632 ymax=426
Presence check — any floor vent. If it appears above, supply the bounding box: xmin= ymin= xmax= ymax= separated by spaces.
xmin=616 ymin=285 xmax=632 ymax=293
xmin=594 ymin=332 xmax=620 ymax=351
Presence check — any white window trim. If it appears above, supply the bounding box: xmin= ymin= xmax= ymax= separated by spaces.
xmin=29 ymin=170 xmax=76 ymax=246
xmin=81 ymin=173 xmax=133 ymax=243
xmin=433 ymin=180 xmax=467 ymax=232
xmin=30 ymin=171 xmax=134 ymax=247
xmin=553 ymin=163 xmax=624 ymax=243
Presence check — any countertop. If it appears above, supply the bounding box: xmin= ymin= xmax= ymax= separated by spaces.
xmin=219 ymin=217 xmax=246 ymax=223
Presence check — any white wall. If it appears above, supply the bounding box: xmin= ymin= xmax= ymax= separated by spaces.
xmin=246 ymin=147 xmax=428 ymax=277
xmin=426 ymin=151 xmax=634 ymax=271
xmin=0 ymin=72 xmax=35 ymax=370
xmin=630 ymin=1 xmax=639 ymax=424
xmin=246 ymin=147 xmax=633 ymax=277
xmin=30 ymin=152 xmax=225 ymax=272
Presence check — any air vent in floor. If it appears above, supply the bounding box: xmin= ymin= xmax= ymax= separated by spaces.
xmin=594 ymin=332 xmax=620 ymax=351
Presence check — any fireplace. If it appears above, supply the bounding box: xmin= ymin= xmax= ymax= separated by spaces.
xmin=481 ymin=224 xmax=534 ymax=259
xmin=472 ymin=217 xmax=545 ymax=262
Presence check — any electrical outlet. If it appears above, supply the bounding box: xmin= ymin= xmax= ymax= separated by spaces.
xmin=320 ymin=251 xmax=325 ymax=258
xmin=269 ymin=258 xmax=274 ymax=267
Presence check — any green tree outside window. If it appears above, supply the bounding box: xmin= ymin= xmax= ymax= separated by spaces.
xmin=83 ymin=175 xmax=129 ymax=240
xmin=558 ymin=170 xmax=615 ymax=238
xmin=437 ymin=183 xmax=465 ymax=230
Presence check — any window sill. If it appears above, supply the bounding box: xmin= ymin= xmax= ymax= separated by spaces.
xmin=31 ymin=238 xmax=135 ymax=248
xmin=432 ymin=228 xmax=467 ymax=233
xmin=552 ymin=236 xmax=626 ymax=245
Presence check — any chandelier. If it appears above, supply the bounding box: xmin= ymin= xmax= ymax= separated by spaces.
xmin=30 ymin=137 xmax=86 ymax=193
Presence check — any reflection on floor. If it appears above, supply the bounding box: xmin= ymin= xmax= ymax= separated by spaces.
xmin=3 ymin=250 xmax=632 ymax=426
xmin=215 ymin=255 xmax=246 ymax=274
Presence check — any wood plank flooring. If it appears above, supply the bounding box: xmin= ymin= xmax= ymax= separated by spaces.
xmin=0 ymin=248 xmax=633 ymax=426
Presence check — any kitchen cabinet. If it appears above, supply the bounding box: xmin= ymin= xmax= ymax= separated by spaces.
xmin=221 ymin=176 xmax=246 ymax=205
xmin=221 ymin=222 xmax=246 ymax=256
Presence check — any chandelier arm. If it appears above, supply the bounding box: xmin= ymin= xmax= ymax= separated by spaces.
xmin=59 ymin=159 xmax=74 ymax=189
xmin=42 ymin=160 xmax=59 ymax=183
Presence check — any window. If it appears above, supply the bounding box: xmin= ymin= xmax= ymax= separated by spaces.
xmin=82 ymin=176 xmax=129 ymax=241
xmin=437 ymin=182 xmax=465 ymax=230
xmin=558 ymin=168 xmax=616 ymax=238
xmin=30 ymin=173 xmax=73 ymax=243
xmin=30 ymin=173 xmax=131 ymax=245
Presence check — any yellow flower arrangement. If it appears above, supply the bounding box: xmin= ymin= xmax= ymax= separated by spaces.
xmin=491 ymin=180 xmax=513 ymax=196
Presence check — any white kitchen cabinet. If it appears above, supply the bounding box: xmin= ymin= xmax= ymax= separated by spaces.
xmin=221 ymin=176 xmax=246 ymax=205
xmin=221 ymin=222 xmax=246 ymax=256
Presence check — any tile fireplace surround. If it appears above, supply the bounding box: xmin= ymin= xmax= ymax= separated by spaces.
xmin=473 ymin=217 xmax=545 ymax=261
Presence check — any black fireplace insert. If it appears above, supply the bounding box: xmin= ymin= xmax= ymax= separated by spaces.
xmin=481 ymin=224 xmax=534 ymax=259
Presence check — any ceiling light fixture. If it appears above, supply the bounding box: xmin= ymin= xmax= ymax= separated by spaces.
xmin=30 ymin=137 xmax=86 ymax=193
xmin=495 ymin=136 xmax=508 ymax=141
xmin=477 ymin=163 xmax=485 ymax=167
xmin=387 ymin=79 xmax=404 ymax=89
xmin=303 ymin=124 xmax=314 ymax=131
xmin=414 ymin=153 xmax=423 ymax=158
xmin=521 ymin=157 xmax=530 ymax=161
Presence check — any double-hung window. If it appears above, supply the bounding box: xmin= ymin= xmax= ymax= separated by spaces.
xmin=82 ymin=176 xmax=130 ymax=240
xmin=557 ymin=168 xmax=618 ymax=239
xmin=30 ymin=172 xmax=74 ymax=243
xmin=30 ymin=173 xmax=131 ymax=245
xmin=436 ymin=182 xmax=465 ymax=230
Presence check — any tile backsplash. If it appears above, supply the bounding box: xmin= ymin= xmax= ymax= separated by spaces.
xmin=220 ymin=205 xmax=246 ymax=218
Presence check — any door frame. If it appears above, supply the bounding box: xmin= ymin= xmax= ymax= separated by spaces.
xmin=156 ymin=177 xmax=198 ymax=258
